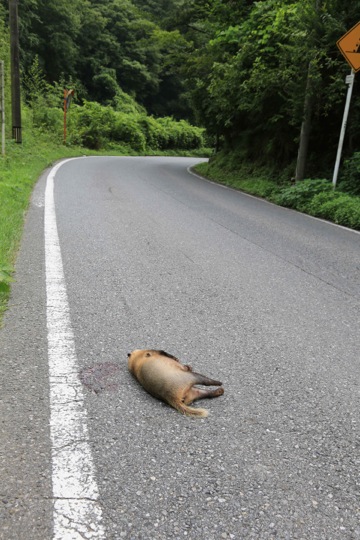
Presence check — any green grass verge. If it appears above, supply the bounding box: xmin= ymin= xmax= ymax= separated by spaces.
xmin=0 ymin=135 xmax=92 ymax=320
xmin=0 ymin=129 xmax=210 ymax=323
xmin=194 ymin=160 xmax=360 ymax=231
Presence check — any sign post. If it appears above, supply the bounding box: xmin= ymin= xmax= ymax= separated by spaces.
xmin=332 ymin=70 xmax=355 ymax=188
xmin=333 ymin=21 xmax=360 ymax=188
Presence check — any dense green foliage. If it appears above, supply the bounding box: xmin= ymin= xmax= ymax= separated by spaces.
xmin=68 ymin=103 xmax=205 ymax=151
xmin=1 ymin=0 xmax=191 ymax=119
xmin=180 ymin=0 xmax=360 ymax=177
xmin=338 ymin=152 xmax=360 ymax=196
xmin=1 ymin=0 xmax=359 ymax=180
xmin=32 ymin=97 xmax=205 ymax=152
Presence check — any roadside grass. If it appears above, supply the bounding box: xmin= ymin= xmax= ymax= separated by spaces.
xmin=194 ymin=160 xmax=360 ymax=231
xmin=0 ymin=129 xmax=210 ymax=323
xmin=0 ymin=135 xmax=87 ymax=320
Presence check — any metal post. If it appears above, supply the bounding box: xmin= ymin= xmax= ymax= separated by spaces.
xmin=9 ymin=0 xmax=22 ymax=143
xmin=332 ymin=69 xmax=355 ymax=188
xmin=0 ymin=60 xmax=5 ymax=155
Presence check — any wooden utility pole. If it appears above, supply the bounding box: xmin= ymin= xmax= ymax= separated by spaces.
xmin=294 ymin=0 xmax=321 ymax=182
xmin=9 ymin=0 xmax=22 ymax=143
xmin=294 ymin=61 xmax=314 ymax=182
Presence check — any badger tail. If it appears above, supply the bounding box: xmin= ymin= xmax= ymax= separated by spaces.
xmin=175 ymin=402 xmax=209 ymax=418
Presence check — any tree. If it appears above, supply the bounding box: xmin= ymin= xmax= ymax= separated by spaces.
xmin=183 ymin=0 xmax=360 ymax=176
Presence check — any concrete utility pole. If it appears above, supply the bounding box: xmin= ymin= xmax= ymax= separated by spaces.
xmin=332 ymin=70 xmax=355 ymax=189
xmin=9 ymin=0 xmax=22 ymax=143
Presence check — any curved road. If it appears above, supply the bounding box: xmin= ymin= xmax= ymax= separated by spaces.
xmin=1 ymin=156 xmax=359 ymax=539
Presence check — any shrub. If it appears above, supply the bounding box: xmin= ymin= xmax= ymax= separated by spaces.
xmin=33 ymin=107 xmax=63 ymax=142
xmin=310 ymin=193 xmax=360 ymax=229
xmin=338 ymin=152 xmax=360 ymax=196
xmin=68 ymin=101 xmax=116 ymax=149
xmin=50 ymin=100 xmax=205 ymax=152
xmin=332 ymin=196 xmax=360 ymax=229
xmin=157 ymin=117 xmax=205 ymax=149
xmin=273 ymin=179 xmax=332 ymax=211
xmin=284 ymin=189 xmax=360 ymax=230
xmin=112 ymin=113 xmax=146 ymax=152
xmin=307 ymin=191 xmax=341 ymax=217
xmin=272 ymin=179 xmax=360 ymax=229
xmin=137 ymin=116 xmax=169 ymax=149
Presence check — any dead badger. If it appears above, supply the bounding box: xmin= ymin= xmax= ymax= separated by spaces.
xmin=127 ymin=349 xmax=224 ymax=417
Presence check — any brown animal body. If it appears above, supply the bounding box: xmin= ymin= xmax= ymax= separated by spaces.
xmin=127 ymin=349 xmax=224 ymax=418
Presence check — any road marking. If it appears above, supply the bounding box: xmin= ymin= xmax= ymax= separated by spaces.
xmin=45 ymin=159 xmax=105 ymax=539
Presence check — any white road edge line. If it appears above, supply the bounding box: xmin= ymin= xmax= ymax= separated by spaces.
xmin=45 ymin=159 xmax=106 ymax=540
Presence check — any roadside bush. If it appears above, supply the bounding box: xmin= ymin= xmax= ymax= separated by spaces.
xmin=272 ymin=179 xmax=332 ymax=211
xmin=157 ymin=117 xmax=205 ymax=149
xmin=308 ymin=192 xmax=360 ymax=229
xmin=69 ymin=101 xmax=116 ymax=149
xmin=307 ymin=191 xmax=341 ymax=217
xmin=41 ymin=100 xmax=206 ymax=152
xmin=137 ymin=116 xmax=169 ymax=149
xmin=112 ymin=113 xmax=146 ymax=152
xmin=33 ymin=107 xmax=63 ymax=142
xmin=338 ymin=152 xmax=360 ymax=196
xmin=271 ymin=178 xmax=360 ymax=229
xmin=332 ymin=196 xmax=360 ymax=229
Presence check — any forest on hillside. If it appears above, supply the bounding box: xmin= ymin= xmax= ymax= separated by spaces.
xmin=1 ymin=0 xmax=360 ymax=181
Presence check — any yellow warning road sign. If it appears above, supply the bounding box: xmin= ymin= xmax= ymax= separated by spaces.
xmin=337 ymin=21 xmax=360 ymax=72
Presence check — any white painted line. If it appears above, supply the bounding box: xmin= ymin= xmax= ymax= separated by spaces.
xmin=45 ymin=159 xmax=105 ymax=540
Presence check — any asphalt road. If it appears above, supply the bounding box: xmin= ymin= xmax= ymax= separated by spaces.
xmin=1 ymin=156 xmax=359 ymax=540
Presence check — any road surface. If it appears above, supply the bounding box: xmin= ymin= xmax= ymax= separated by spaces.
xmin=1 ymin=156 xmax=359 ymax=539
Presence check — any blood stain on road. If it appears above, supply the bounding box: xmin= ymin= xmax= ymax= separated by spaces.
xmin=79 ymin=362 xmax=120 ymax=394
